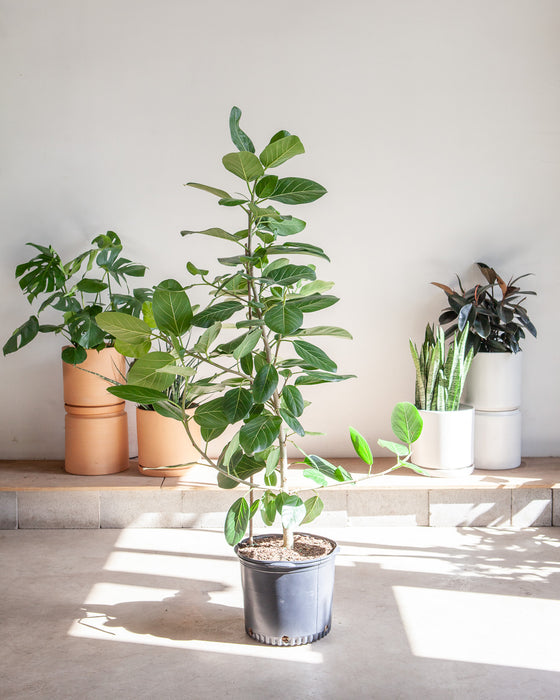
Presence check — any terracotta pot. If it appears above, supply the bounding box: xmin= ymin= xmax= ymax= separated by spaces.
xmin=62 ymin=347 xmax=126 ymax=406
xmin=136 ymin=407 xmax=201 ymax=477
xmin=65 ymin=403 xmax=129 ymax=475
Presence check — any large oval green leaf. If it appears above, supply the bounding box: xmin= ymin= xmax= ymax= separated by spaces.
xmin=269 ymin=177 xmax=327 ymax=205
xmin=281 ymin=385 xmax=304 ymax=417
xmin=96 ymin=312 xmax=153 ymax=345
xmin=292 ymin=340 xmax=337 ymax=373
xmin=252 ymin=364 xmax=278 ymax=404
xmin=222 ymin=152 xmax=264 ymax=182
xmin=239 ymin=415 xmax=282 ymax=454
xmin=301 ymin=496 xmax=324 ymax=525
xmin=259 ymin=135 xmax=305 ymax=169
xmin=349 ymin=426 xmax=373 ymax=466
xmin=194 ymin=397 xmax=229 ymax=429
xmin=107 ymin=384 xmax=168 ymax=404
xmin=224 ymin=497 xmax=249 ymax=546
xmin=275 ymin=493 xmax=306 ymax=529
xmin=223 ymin=388 xmax=253 ymax=423
xmin=391 ymin=402 xmax=423 ymax=444
xmin=192 ymin=301 xmax=243 ymax=328
xmin=287 ymin=294 xmax=339 ymax=313
xmin=153 ymin=283 xmax=193 ymax=337
xmin=232 ymin=327 xmax=262 ymax=360
xmin=264 ymin=304 xmax=303 ymax=335
xmin=127 ymin=351 xmax=176 ymax=391
xmin=264 ymin=264 xmax=316 ymax=287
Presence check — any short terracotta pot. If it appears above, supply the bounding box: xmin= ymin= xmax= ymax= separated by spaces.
xmin=65 ymin=403 xmax=129 ymax=475
xmin=62 ymin=347 xmax=126 ymax=407
xmin=136 ymin=407 xmax=201 ymax=477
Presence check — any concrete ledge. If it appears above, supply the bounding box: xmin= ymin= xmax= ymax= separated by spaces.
xmin=1 ymin=457 xmax=559 ymax=529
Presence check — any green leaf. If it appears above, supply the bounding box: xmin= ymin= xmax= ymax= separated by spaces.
xmin=239 ymin=415 xmax=282 ymax=454
xmin=186 ymin=182 xmax=231 ymax=199
xmin=391 ymin=402 xmax=423 ymax=444
xmin=76 ymin=278 xmax=108 ymax=293
xmin=248 ymin=203 xmax=282 ymax=222
xmin=265 ymin=217 xmax=306 ymax=237
xmin=127 ymin=351 xmax=176 ymax=391
xmin=265 ymin=447 xmax=280 ymax=476
xmin=229 ymin=106 xmax=255 ymax=153
xmin=252 ymin=364 xmax=278 ymax=404
xmin=224 ymin=497 xmax=249 ymax=546
xmin=260 ymin=491 xmax=277 ymax=526
xmin=95 ymin=312 xmax=153 ymax=345
xmin=114 ymin=338 xmax=152 ymax=359
xmin=293 ymin=340 xmax=337 ymax=373
xmin=267 ymin=242 xmax=330 ymax=262
xmin=301 ymin=496 xmax=324 ymax=525
xmin=275 ymin=493 xmax=306 ymax=530
xmin=304 ymin=455 xmax=338 ymax=480
xmin=377 ymin=439 xmax=409 ymax=457
xmin=107 ymin=384 xmax=168 ymax=404
xmin=281 ymin=385 xmax=304 ymax=417
xmin=280 ymin=407 xmax=305 ymax=437
xmin=269 ymin=130 xmax=291 ymax=143
xmin=264 ymin=304 xmax=303 ymax=335
xmin=153 ymin=282 xmax=193 ymax=337
xmin=222 ymin=152 xmax=264 ymax=182
xmin=201 ymin=425 xmax=227 ymax=442
xmin=192 ymin=301 xmax=243 ymax=328
xmin=193 ymin=322 xmax=222 ymax=353
xmin=155 ymin=365 xmax=196 ymax=379
xmin=232 ymin=327 xmax=262 ymax=360
xmin=349 ymin=427 xmax=373 ymax=466
xmin=259 ymin=135 xmax=305 ymax=169
xmin=223 ymin=388 xmax=253 ymax=423
xmin=153 ymin=402 xmax=185 ymax=422
xmin=334 ymin=466 xmax=353 ymax=482
xmin=295 ymin=325 xmax=353 ymax=340
xmin=295 ymin=371 xmax=355 ymax=386
xmin=218 ymin=453 xmax=264 ymax=488
xmin=61 ymin=345 xmax=87 ymax=365
xmin=270 ymin=177 xmax=327 ymax=205
xmin=302 ymin=469 xmax=328 ymax=487
xmin=3 ymin=315 xmax=39 ymax=355
xmin=288 ymin=294 xmax=339 ymax=313
xmin=194 ymin=397 xmax=229 ymax=429
xmin=180 ymin=227 xmax=239 ymax=243
xmin=186 ymin=261 xmax=209 ymax=277
xmin=264 ymin=264 xmax=316 ymax=287
xmin=255 ymin=175 xmax=279 ymax=198
xmin=219 ymin=198 xmax=248 ymax=207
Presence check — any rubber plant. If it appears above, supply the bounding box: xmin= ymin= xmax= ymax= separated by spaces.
xmin=96 ymin=107 xmax=425 ymax=549
xmin=433 ymin=262 xmax=537 ymax=354
xmin=3 ymin=231 xmax=149 ymax=364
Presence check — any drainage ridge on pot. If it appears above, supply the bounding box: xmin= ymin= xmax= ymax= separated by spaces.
xmin=234 ymin=533 xmax=339 ymax=646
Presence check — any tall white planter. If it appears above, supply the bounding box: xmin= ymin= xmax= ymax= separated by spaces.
xmin=463 ymin=352 xmax=523 ymax=470
xmin=413 ymin=406 xmax=474 ymax=478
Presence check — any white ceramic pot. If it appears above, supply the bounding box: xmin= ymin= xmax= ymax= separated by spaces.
xmin=413 ymin=406 xmax=474 ymax=477
xmin=474 ymin=409 xmax=522 ymax=470
xmin=463 ymin=352 xmax=522 ymax=411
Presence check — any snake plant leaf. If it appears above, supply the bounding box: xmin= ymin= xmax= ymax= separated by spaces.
xmin=349 ymin=427 xmax=373 ymax=466
xmin=391 ymin=402 xmax=423 ymax=444
xmin=301 ymin=496 xmax=324 ymax=525
xmin=222 ymin=152 xmax=264 ymax=182
xmin=229 ymin=106 xmax=255 ymax=153
xmin=3 ymin=315 xmax=40 ymax=355
xmin=153 ymin=283 xmax=193 ymax=337
xmin=224 ymin=497 xmax=250 ymax=546
xmin=127 ymin=351 xmax=177 ymax=391
xmin=269 ymin=177 xmax=327 ymax=205
xmin=252 ymin=364 xmax=278 ymax=404
xmin=259 ymin=135 xmax=305 ymax=169
xmin=292 ymin=340 xmax=337 ymax=373
xmin=264 ymin=304 xmax=303 ymax=335
xmin=239 ymin=415 xmax=282 ymax=455
xmin=96 ymin=312 xmax=153 ymax=345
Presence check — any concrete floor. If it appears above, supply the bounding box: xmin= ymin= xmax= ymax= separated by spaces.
xmin=1 ymin=527 xmax=560 ymax=700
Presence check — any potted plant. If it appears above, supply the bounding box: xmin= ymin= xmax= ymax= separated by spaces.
xmin=96 ymin=107 xmax=425 ymax=645
xmin=433 ymin=262 xmax=537 ymax=469
xmin=409 ymin=323 xmax=474 ymax=477
xmin=3 ymin=231 xmax=148 ymax=474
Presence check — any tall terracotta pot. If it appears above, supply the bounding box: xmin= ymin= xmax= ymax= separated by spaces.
xmin=136 ymin=406 xmax=201 ymax=477
xmin=62 ymin=347 xmax=129 ymax=475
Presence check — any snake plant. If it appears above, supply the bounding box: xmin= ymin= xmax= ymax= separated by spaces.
xmin=410 ymin=323 xmax=474 ymax=411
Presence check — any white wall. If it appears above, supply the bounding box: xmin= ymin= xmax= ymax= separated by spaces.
xmin=1 ymin=0 xmax=558 ymax=459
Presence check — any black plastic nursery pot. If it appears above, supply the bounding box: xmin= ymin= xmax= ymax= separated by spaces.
xmin=234 ymin=533 xmax=339 ymax=646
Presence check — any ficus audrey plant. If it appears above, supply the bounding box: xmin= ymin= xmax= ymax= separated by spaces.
xmin=96 ymin=107 xmax=424 ymax=549
xmin=3 ymin=231 xmax=148 ymax=364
